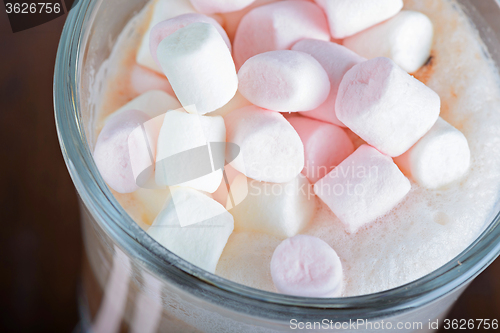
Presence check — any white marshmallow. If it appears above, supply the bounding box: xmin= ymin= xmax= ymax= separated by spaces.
xmin=238 ymin=50 xmax=331 ymax=112
xmin=336 ymin=57 xmax=440 ymax=157
xmin=137 ymin=0 xmax=196 ymax=73
xmin=169 ymin=188 xmax=224 ymax=227
xmin=395 ymin=118 xmax=470 ymax=189
xmin=292 ymin=39 xmax=365 ymax=126
xmin=109 ymin=90 xmax=181 ymax=121
xmin=314 ymin=0 xmax=403 ymax=39
xmin=229 ymin=174 xmax=316 ymax=238
xmin=314 ymin=145 xmax=411 ymax=233
xmin=155 ymin=110 xmax=226 ymax=193
xmin=128 ymin=114 xmax=164 ymax=189
xmin=224 ymin=106 xmax=304 ymax=183
xmin=147 ymin=187 xmax=234 ymax=273
xmin=189 ymin=0 xmax=256 ymax=14
xmin=343 ymin=11 xmax=434 ymax=73
xmin=157 ymin=22 xmax=238 ymax=115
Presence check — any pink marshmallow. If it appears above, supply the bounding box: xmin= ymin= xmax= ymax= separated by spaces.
xmin=315 ymin=0 xmax=403 ymax=39
xmin=314 ymin=145 xmax=411 ymax=233
xmin=292 ymin=39 xmax=365 ymax=127
xmin=224 ymin=105 xmax=304 ymax=183
xmin=94 ymin=110 xmax=154 ymax=194
xmin=288 ymin=116 xmax=354 ymax=183
xmin=270 ymin=235 xmax=343 ymax=297
xmin=238 ymin=50 xmax=330 ymax=112
xmin=130 ymin=65 xmax=174 ymax=96
xmin=149 ymin=13 xmax=231 ymax=67
xmin=189 ymin=0 xmax=257 ymax=14
xmin=336 ymin=57 xmax=440 ymax=157
xmin=233 ymin=1 xmax=330 ymax=68
xmin=220 ymin=0 xmax=281 ymax=42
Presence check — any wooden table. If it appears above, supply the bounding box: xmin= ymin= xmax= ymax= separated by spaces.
xmin=0 ymin=9 xmax=498 ymax=333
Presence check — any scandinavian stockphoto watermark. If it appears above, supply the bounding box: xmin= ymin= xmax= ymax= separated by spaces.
xmin=246 ymin=162 xmax=379 ymax=200
xmin=3 ymin=0 xmax=79 ymax=32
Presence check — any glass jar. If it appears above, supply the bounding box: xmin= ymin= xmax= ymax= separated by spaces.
xmin=54 ymin=0 xmax=500 ymax=332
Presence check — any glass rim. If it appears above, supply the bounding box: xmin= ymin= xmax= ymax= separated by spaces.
xmin=54 ymin=0 xmax=500 ymax=319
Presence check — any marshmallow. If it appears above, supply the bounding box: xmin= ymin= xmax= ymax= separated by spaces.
xmin=94 ymin=110 xmax=152 ymax=193
xmin=216 ymin=232 xmax=282 ymax=292
xmin=224 ymin=106 xmax=304 ymax=183
xmin=137 ymin=0 xmax=196 ymax=73
xmin=336 ymin=57 xmax=441 ymax=157
xmin=233 ymin=1 xmax=330 ymax=68
xmin=168 ymin=188 xmax=222 ymax=227
xmin=292 ymin=40 xmax=365 ymax=127
xmin=130 ymin=65 xmax=174 ymax=96
xmin=314 ymin=0 xmax=403 ymax=39
xmin=229 ymin=174 xmax=316 ymax=238
xmin=147 ymin=187 xmax=234 ymax=273
xmin=220 ymin=0 xmax=280 ymax=42
xmin=314 ymin=145 xmax=411 ymax=233
xmin=189 ymin=0 xmax=256 ymax=14
xmin=208 ymin=91 xmax=252 ymax=117
xmin=109 ymin=90 xmax=181 ymax=121
xmin=343 ymin=11 xmax=434 ymax=73
xmin=149 ymin=13 xmax=231 ymax=68
xmin=128 ymin=115 xmax=165 ymax=189
xmin=155 ymin=110 xmax=226 ymax=193
xmin=395 ymin=118 xmax=470 ymax=189
xmin=270 ymin=235 xmax=343 ymax=297
xmin=288 ymin=116 xmax=354 ymax=183
xmin=157 ymin=22 xmax=238 ymax=115
xmin=238 ymin=50 xmax=330 ymax=112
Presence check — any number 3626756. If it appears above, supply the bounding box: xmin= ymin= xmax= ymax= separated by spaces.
xmin=5 ymin=3 xmax=62 ymax=14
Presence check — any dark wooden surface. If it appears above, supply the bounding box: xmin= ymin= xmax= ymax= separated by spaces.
xmin=0 ymin=8 xmax=499 ymax=333
xmin=0 ymin=10 xmax=81 ymax=333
